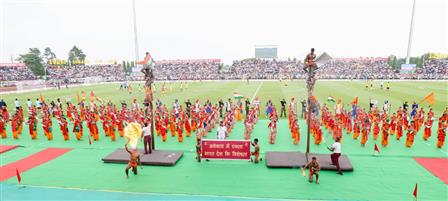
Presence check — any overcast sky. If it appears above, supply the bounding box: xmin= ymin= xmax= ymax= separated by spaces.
xmin=0 ymin=0 xmax=447 ymax=64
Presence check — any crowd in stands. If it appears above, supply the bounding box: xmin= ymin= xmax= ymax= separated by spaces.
xmin=317 ymin=58 xmax=400 ymax=79
xmin=224 ymin=58 xmax=304 ymax=79
xmin=154 ymin=60 xmax=221 ymax=80
xmin=47 ymin=64 xmax=126 ymax=82
xmin=1 ymin=58 xmax=446 ymax=83
xmin=0 ymin=64 xmax=38 ymax=81
xmin=412 ymin=59 xmax=448 ymax=79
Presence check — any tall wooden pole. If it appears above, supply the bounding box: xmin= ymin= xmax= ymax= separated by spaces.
xmin=306 ymin=74 xmax=311 ymax=154
xmin=149 ymin=86 xmax=155 ymax=150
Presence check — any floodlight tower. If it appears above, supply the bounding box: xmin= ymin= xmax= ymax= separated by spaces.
xmin=406 ymin=0 xmax=416 ymax=64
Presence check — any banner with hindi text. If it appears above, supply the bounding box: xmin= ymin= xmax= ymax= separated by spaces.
xmin=201 ymin=139 xmax=251 ymax=160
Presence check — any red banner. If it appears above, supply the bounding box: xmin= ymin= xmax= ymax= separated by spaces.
xmin=201 ymin=139 xmax=251 ymax=160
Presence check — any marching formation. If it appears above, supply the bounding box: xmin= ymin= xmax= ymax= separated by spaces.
xmin=0 ymin=93 xmax=446 ymax=150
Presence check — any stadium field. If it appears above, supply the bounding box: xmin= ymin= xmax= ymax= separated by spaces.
xmin=0 ymin=80 xmax=447 ymax=201
xmin=2 ymin=80 xmax=447 ymax=117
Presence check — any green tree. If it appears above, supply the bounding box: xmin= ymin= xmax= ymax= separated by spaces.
xmin=68 ymin=46 xmax=87 ymax=65
xmin=43 ymin=47 xmax=56 ymax=64
xmin=122 ymin=61 xmax=127 ymax=72
xmin=126 ymin=61 xmax=131 ymax=73
xmin=17 ymin=48 xmax=45 ymax=76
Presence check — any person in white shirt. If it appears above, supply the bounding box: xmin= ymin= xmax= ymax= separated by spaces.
xmin=26 ymin=99 xmax=32 ymax=109
xmin=35 ymin=99 xmax=42 ymax=109
xmin=14 ymin=98 xmax=20 ymax=110
xmin=141 ymin=123 xmax=152 ymax=154
xmin=217 ymin=121 xmax=227 ymax=140
xmin=225 ymin=99 xmax=232 ymax=112
xmin=328 ymin=137 xmax=343 ymax=175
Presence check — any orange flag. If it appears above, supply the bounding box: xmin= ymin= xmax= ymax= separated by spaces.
xmin=420 ymin=92 xmax=435 ymax=105
xmin=90 ymin=91 xmax=95 ymax=102
xmin=16 ymin=168 xmax=21 ymax=183
xmin=76 ymin=93 xmax=80 ymax=103
xmin=96 ymin=96 xmax=103 ymax=104
xmin=39 ymin=93 xmax=45 ymax=102
xmin=351 ymin=96 xmax=358 ymax=105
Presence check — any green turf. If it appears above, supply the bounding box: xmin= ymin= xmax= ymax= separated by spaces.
xmin=1 ymin=118 xmax=447 ymax=200
xmin=1 ymin=80 xmax=447 ymax=200
xmin=1 ymin=80 xmax=447 ymax=117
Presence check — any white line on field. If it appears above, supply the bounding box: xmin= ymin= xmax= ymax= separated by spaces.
xmin=251 ymin=81 xmax=263 ymax=102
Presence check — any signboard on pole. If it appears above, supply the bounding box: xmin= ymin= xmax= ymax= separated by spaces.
xmin=201 ymin=139 xmax=251 ymax=160
xmin=400 ymin=64 xmax=417 ymax=74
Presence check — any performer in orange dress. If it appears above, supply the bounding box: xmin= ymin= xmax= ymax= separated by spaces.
xmin=169 ymin=112 xmax=176 ymax=137
xmin=353 ymin=119 xmax=360 ymax=140
xmin=381 ymin=119 xmax=390 ymax=147
xmin=293 ymin=119 xmax=300 ymax=144
xmin=405 ymin=122 xmax=416 ymax=148
xmin=0 ymin=114 xmax=6 ymax=138
xmin=436 ymin=119 xmax=446 ymax=148
xmin=423 ymin=118 xmax=433 ymax=141
xmin=42 ymin=116 xmax=53 ymax=140
xmin=161 ymin=116 xmax=168 ymax=142
xmin=177 ymin=119 xmax=183 ymax=142
xmin=372 ymin=116 xmax=380 ymax=140
xmin=73 ymin=113 xmax=83 ymax=140
xmin=345 ymin=112 xmax=352 ymax=135
xmin=396 ymin=115 xmax=403 ymax=140
xmin=184 ymin=115 xmax=191 ymax=137
xmin=27 ymin=112 xmax=37 ymax=140
xmin=11 ymin=114 xmax=19 ymax=139
xmin=360 ymin=118 xmax=370 ymax=146
xmin=389 ymin=113 xmax=397 ymax=136
xmin=268 ymin=118 xmax=277 ymax=144
xmin=59 ymin=116 xmax=70 ymax=141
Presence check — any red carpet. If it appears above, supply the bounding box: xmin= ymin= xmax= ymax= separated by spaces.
xmin=0 ymin=148 xmax=71 ymax=182
xmin=0 ymin=145 xmax=18 ymax=154
xmin=414 ymin=157 xmax=448 ymax=184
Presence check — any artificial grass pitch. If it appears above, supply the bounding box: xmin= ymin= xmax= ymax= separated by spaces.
xmin=414 ymin=158 xmax=448 ymax=184
xmin=0 ymin=145 xmax=18 ymax=154
xmin=0 ymin=148 xmax=71 ymax=182
xmin=0 ymin=119 xmax=447 ymax=200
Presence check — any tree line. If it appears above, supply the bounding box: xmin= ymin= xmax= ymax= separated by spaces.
xmin=17 ymin=46 xmax=87 ymax=77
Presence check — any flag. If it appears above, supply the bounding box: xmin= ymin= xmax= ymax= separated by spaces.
xmin=351 ymin=96 xmax=358 ymax=105
xmin=39 ymin=93 xmax=45 ymax=102
xmin=88 ymin=135 xmax=92 ymax=145
xmin=96 ymin=96 xmax=103 ymax=104
xmin=81 ymin=91 xmax=86 ymax=101
xmin=327 ymin=96 xmax=335 ymax=102
xmin=420 ymin=92 xmax=435 ymax=105
xmin=413 ymin=183 xmax=418 ymax=199
xmin=233 ymin=92 xmax=243 ymax=99
xmin=76 ymin=92 xmax=80 ymax=103
xmin=90 ymin=91 xmax=95 ymax=102
xmin=374 ymin=143 xmax=380 ymax=153
xmin=16 ymin=168 xmax=21 ymax=183
xmin=137 ymin=52 xmax=156 ymax=69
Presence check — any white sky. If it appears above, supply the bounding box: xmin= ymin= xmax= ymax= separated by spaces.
xmin=0 ymin=0 xmax=447 ymax=64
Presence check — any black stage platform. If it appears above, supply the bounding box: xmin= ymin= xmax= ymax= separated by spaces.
xmin=102 ymin=149 xmax=183 ymax=166
xmin=265 ymin=151 xmax=354 ymax=171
